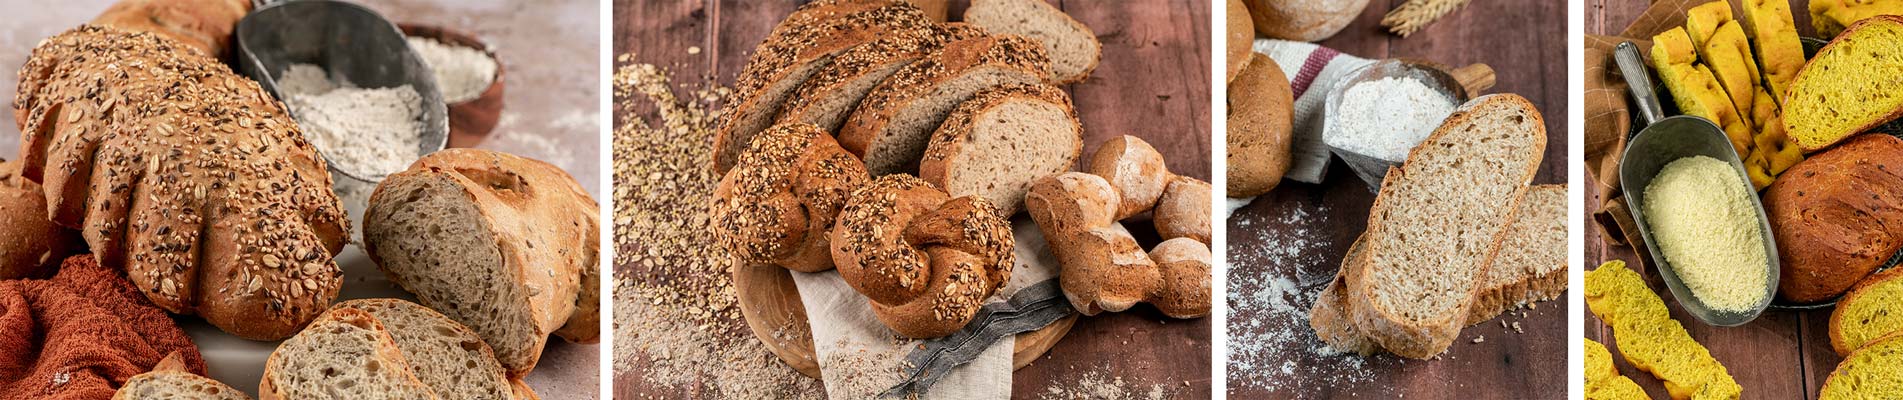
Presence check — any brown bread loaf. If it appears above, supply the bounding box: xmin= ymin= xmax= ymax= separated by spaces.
xmin=1226 ymin=53 xmax=1294 ymax=198
xmin=829 ymin=174 xmax=1014 ymax=338
xmin=711 ymin=123 xmax=869 ymax=272
xmin=0 ymin=161 xmax=78 ymax=279
xmin=839 ymin=34 xmax=1053 ymax=176
xmin=919 ymin=82 xmax=1082 ymax=217
xmin=1764 ymin=134 xmax=1903 ymax=303
xmin=91 ymin=0 xmax=250 ymax=58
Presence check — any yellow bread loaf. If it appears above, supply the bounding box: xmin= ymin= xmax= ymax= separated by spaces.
xmin=1744 ymin=87 xmax=1804 ymax=189
xmin=1694 ymin=17 xmax=1763 ymax=124
xmin=1831 ymin=267 xmax=1903 ymax=357
xmin=1587 ymin=260 xmax=1742 ymax=400
xmin=1811 ymin=0 xmax=1903 ymax=39
xmin=1585 ymin=337 xmax=1652 ymax=400
xmin=1784 ymin=15 xmax=1903 ymax=152
xmin=1820 ymin=331 xmax=1903 ymax=399
xmin=1653 ymin=27 xmax=1754 ymax=157
xmin=1739 ymin=0 xmax=1805 ymax=105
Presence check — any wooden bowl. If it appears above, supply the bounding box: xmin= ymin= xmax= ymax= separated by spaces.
xmin=399 ymin=23 xmax=504 ymax=148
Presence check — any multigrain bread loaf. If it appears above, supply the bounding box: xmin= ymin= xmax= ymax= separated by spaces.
xmin=1582 ymin=338 xmax=1648 ymax=400
xmin=1466 ymin=184 xmax=1568 ymax=325
xmin=1820 ymin=330 xmax=1903 ymax=398
xmin=779 ymin=23 xmax=988 ymax=133
xmin=1831 ymin=267 xmax=1903 ymax=357
xmin=830 ymin=174 xmax=1015 ymax=338
xmin=711 ymin=123 xmax=869 ymax=272
xmin=91 ymin=0 xmax=250 ymax=58
xmin=115 ymin=353 xmax=250 ymax=400
xmin=0 ymin=160 xmax=78 ymax=279
xmin=1242 ymin=0 xmax=1369 ymax=42
xmin=963 ymin=0 xmax=1100 ymax=84
xmin=1084 ymin=135 xmax=1173 ymax=220
xmin=1784 ymin=15 xmax=1903 ymax=152
xmin=1765 ymin=134 xmax=1903 ymax=303
xmin=711 ymin=0 xmax=931 ymax=174
xmin=1586 ymin=260 xmax=1742 ymax=400
xmin=15 ymin=26 xmax=350 ymax=341
xmin=1226 ymin=53 xmax=1294 ymax=198
xmin=260 ymin=308 xmax=437 ymax=400
xmin=1024 ymin=172 xmax=1210 ymax=318
xmin=332 ymin=299 xmax=525 ymax=400
xmin=1313 ymin=94 xmax=1545 ymax=359
xmin=364 ymin=149 xmax=600 ymax=376
xmin=1225 ymin=0 xmax=1254 ymax=84
xmin=1153 ymin=176 xmax=1211 ymax=244
xmin=919 ymin=82 xmax=1081 ymax=217
xmin=839 ymin=34 xmax=1053 ymax=175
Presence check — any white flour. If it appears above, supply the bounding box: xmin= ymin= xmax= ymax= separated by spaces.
xmin=1324 ymin=76 xmax=1455 ymax=162
xmin=408 ymin=37 xmax=498 ymax=103
xmin=278 ymin=64 xmax=424 ymax=177
xmin=1226 ymin=203 xmax=1398 ymax=397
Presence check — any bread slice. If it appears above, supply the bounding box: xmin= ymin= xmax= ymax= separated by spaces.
xmin=115 ymin=353 xmax=251 ymax=400
xmin=1821 ymin=330 xmax=1903 ymax=398
xmin=963 ymin=0 xmax=1100 ymax=84
xmin=1330 ymin=94 xmax=1546 ymax=359
xmin=1465 ymin=184 xmax=1568 ymax=325
xmin=1310 ymin=235 xmax=1376 ymax=355
xmin=919 ymin=82 xmax=1080 ymax=216
xmin=838 ymin=34 xmax=1052 ymax=175
xmin=1582 ymin=338 xmax=1648 ymax=400
xmin=1785 ymin=15 xmax=1903 ymax=152
xmin=1739 ymin=0 xmax=1805 ymax=105
xmin=710 ymin=0 xmax=931 ymax=174
xmin=260 ymin=308 xmax=438 ymax=400
xmin=333 ymin=299 xmax=523 ymax=399
xmin=778 ymin=23 xmax=987 ymax=133
xmin=1586 ymin=260 xmax=1742 ymax=400
xmin=1831 ymin=267 xmax=1903 ymax=356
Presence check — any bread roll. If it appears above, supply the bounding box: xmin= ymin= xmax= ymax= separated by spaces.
xmin=1226 ymin=53 xmax=1294 ymax=198
xmin=1084 ymin=135 xmax=1172 ymax=220
xmin=1226 ymin=0 xmax=1256 ymax=84
xmin=1243 ymin=0 xmax=1369 ymax=42
xmin=0 ymin=161 xmax=78 ymax=279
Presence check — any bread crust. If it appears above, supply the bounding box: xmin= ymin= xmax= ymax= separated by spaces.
xmin=712 ymin=123 xmax=869 ymax=272
xmin=838 ymin=34 xmax=1053 ymax=175
xmin=1224 ymin=0 xmax=1254 ymax=84
xmin=1830 ymin=266 xmax=1903 ymax=356
xmin=1784 ymin=15 xmax=1903 ymax=152
xmin=830 ymin=175 xmax=1014 ymax=338
xmin=1149 ymin=237 xmax=1212 ymax=319
xmin=779 ymin=23 xmax=988 ymax=133
xmin=90 ymin=0 xmax=250 ymax=58
xmin=1226 ymin=53 xmax=1294 ymax=198
xmin=0 ymin=160 xmax=79 ymax=279
xmin=1153 ymin=176 xmax=1211 ymax=244
xmin=1765 ymin=134 xmax=1903 ymax=303
xmin=919 ymin=82 xmax=1081 ymax=217
xmin=1084 ymin=135 xmax=1174 ymax=220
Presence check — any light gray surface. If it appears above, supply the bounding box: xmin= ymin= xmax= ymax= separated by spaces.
xmin=1 ymin=0 xmax=601 ymax=398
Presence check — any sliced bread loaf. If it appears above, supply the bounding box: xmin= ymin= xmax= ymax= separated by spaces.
xmin=1335 ymin=94 xmax=1546 ymax=359
xmin=1582 ymin=338 xmax=1648 ymax=400
xmin=963 ymin=0 xmax=1100 ymax=84
xmin=1820 ymin=331 xmax=1903 ymax=398
xmin=711 ymin=0 xmax=931 ymax=173
xmin=115 ymin=353 xmax=251 ymax=400
xmin=333 ymin=299 xmax=522 ymax=400
xmin=1465 ymin=184 xmax=1569 ymax=325
xmin=1310 ymin=235 xmax=1376 ymax=355
xmin=260 ymin=308 xmax=438 ymax=400
xmin=1831 ymin=267 xmax=1903 ymax=356
xmin=919 ymin=82 xmax=1081 ymax=216
xmin=778 ymin=23 xmax=988 ymax=133
xmin=839 ymin=34 xmax=1052 ymax=175
xmin=1586 ymin=260 xmax=1742 ymax=400
xmin=1784 ymin=15 xmax=1903 ymax=152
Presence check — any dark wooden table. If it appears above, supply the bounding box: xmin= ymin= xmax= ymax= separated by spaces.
xmin=1586 ymin=1 xmax=1839 ymax=399
xmin=1224 ymin=0 xmax=1569 ymax=398
xmin=614 ymin=1 xmax=1213 ymax=398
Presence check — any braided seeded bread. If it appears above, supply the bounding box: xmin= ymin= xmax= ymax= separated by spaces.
xmin=260 ymin=308 xmax=437 ymax=400
xmin=919 ymin=82 xmax=1081 ymax=217
xmin=711 ymin=0 xmax=931 ymax=174
xmin=840 ymin=34 xmax=1053 ymax=176
xmin=364 ymin=149 xmax=599 ymax=376
xmin=115 ymin=353 xmax=250 ymax=400
xmin=830 ymin=174 xmax=1014 ymax=338
xmin=15 ymin=26 xmax=350 ymax=341
xmin=711 ymin=123 xmax=869 ymax=272
xmin=1024 ymin=172 xmax=1209 ymax=318
xmin=0 ymin=160 xmax=79 ymax=279
xmin=778 ymin=23 xmax=988 ymax=133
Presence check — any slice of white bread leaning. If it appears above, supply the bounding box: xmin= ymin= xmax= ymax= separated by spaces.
xmin=260 ymin=308 xmax=438 ymax=400
xmin=963 ymin=0 xmax=1101 ymax=84
xmin=1465 ymin=184 xmax=1568 ymax=325
xmin=332 ymin=299 xmax=524 ymax=400
xmin=115 ymin=353 xmax=251 ymax=400
xmin=779 ymin=23 xmax=989 ymax=133
xmin=920 ymin=82 xmax=1081 ymax=216
xmin=1312 ymin=94 xmax=1547 ymax=359
xmin=711 ymin=0 xmax=931 ymax=173
xmin=839 ymin=34 xmax=1052 ymax=175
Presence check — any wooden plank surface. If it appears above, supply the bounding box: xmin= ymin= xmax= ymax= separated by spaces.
xmin=1585 ymin=1 xmax=1834 ymax=399
xmin=612 ymin=1 xmax=1213 ymax=398
xmin=1223 ymin=0 xmax=1569 ymax=398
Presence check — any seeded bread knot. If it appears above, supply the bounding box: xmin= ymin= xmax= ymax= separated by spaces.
xmin=712 ymin=123 xmax=869 ymax=272
xmin=830 ymin=174 xmax=1014 ymax=339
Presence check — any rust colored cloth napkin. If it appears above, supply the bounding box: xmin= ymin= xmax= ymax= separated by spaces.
xmin=0 ymin=255 xmax=204 ymax=400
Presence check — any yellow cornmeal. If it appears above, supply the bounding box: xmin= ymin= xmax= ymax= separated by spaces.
xmin=1642 ymin=156 xmax=1768 ymax=313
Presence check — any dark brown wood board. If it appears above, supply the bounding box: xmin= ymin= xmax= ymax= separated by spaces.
xmin=1586 ymin=1 xmax=1838 ymax=399
xmin=613 ymin=1 xmax=1213 ymax=398
xmin=1223 ymin=0 xmax=1569 ymax=398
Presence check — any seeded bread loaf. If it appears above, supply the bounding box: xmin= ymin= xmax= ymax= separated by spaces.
xmin=260 ymin=308 xmax=437 ymax=400
xmin=963 ymin=0 xmax=1100 ymax=85
xmin=1764 ymin=134 xmax=1903 ymax=303
xmin=1084 ymin=135 xmax=1173 ymax=220
xmin=711 ymin=0 xmax=932 ymax=174
xmin=1225 ymin=0 xmax=1254 ymax=84
xmin=91 ymin=0 xmax=250 ymax=58
xmin=1465 ymin=184 xmax=1568 ymax=325
xmin=1153 ymin=176 xmax=1211 ymax=244
xmin=0 ymin=160 xmax=78 ymax=279
xmin=364 ymin=149 xmax=600 ymax=376
xmin=839 ymin=34 xmax=1053 ymax=176
xmin=1316 ymin=94 xmax=1545 ymax=359
xmin=712 ymin=123 xmax=869 ymax=272
xmin=115 ymin=353 xmax=251 ymax=400
xmin=332 ymin=299 xmax=525 ymax=399
xmin=919 ymin=82 xmax=1081 ymax=217
xmin=15 ymin=26 xmax=351 ymax=341
xmin=1820 ymin=330 xmax=1903 ymax=398
xmin=779 ymin=23 xmax=988 ymax=133
xmin=1586 ymin=260 xmax=1742 ymax=400
xmin=1785 ymin=15 xmax=1903 ymax=152
xmin=1582 ymin=338 xmax=1648 ymax=400
xmin=1226 ymin=53 xmax=1294 ymax=198
xmin=1831 ymin=267 xmax=1903 ymax=356
xmin=830 ymin=174 xmax=1015 ymax=338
